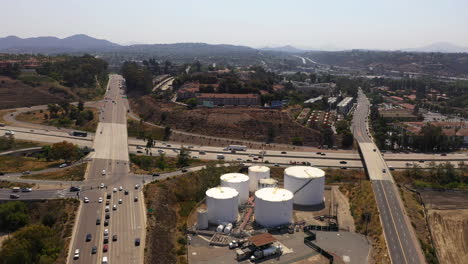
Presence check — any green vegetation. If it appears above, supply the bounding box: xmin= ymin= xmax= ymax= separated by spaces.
xmin=36 ymin=55 xmax=108 ymax=99
xmin=17 ymin=103 xmax=97 ymax=132
xmin=143 ymin=165 xmax=240 ymax=264
xmin=40 ymin=141 xmax=84 ymax=163
xmin=121 ymin=61 xmax=153 ymax=94
xmin=0 ymin=181 xmax=33 ymax=189
xmin=0 ymin=136 xmax=40 ymax=152
xmin=0 ymin=156 xmax=61 ymax=174
xmin=0 ymin=199 xmax=79 ymax=264
xmin=335 ymin=120 xmax=354 ymax=148
xmin=0 ymin=63 xmax=21 ymax=79
xmin=130 ymin=153 xmax=214 ymax=174
xmin=23 ymin=163 xmax=86 ymax=181
xmin=394 ymin=162 xmax=468 ymax=189
xmin=127 ymin=119 xmax=165 ymax=140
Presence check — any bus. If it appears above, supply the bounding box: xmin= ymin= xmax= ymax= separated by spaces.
xmin=224 ymin=145 xmax=247 ymax=151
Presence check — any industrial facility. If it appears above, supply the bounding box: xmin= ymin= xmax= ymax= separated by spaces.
xmin=187 ymin=165 xmax=365 ymax=263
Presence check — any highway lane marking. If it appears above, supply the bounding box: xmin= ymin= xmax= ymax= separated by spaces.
xmin=378 ymin=180 xmax=410 ymax=264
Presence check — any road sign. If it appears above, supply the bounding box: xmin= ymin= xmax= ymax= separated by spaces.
xmin=147 ymin=208 xmax=154 ymax=213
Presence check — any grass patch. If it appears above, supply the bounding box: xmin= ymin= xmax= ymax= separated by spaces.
xmin=143 ymin=165 xmax=240 ymax=264
xmin=0 ymin=156 xmax=61 ymax=173
xmin=399 ymin=188 xmax=439 ymax=263
xmin=130 ymin=153 xmax=217 ymax=174
xmin=127 ymin=119 xmax=165 ymax=140
xmin=23 ymin=163 xmax=87 ymax=181
xmin=16 ymin=107 xmax=99 ymax=132
xmin=0 ymin=180 xmax=34 ymax=189
xmin=340 ymin=181 xmax=390 ymax=264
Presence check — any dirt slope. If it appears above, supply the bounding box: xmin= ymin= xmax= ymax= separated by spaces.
xmin=427 ymin=209 xmax=468 ymax=264
xmin=130 ymin=96 xmax=320 ymax=146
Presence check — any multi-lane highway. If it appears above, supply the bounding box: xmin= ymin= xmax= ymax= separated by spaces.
xmin=352 ymin=89 xmax=426 ymax=264
xmin=67 ymin=75 xmax=145 ymax=264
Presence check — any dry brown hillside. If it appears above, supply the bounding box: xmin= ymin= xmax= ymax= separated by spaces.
xmin=0 ymin=76 xmax=76 ymax=109
xmin=130 ymin=96 xmax=321 ymax=146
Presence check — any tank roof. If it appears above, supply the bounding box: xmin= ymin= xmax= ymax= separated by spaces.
xmin=255 ymin=187 xmax=293 ymax=202
xmin=285 ymin=166 xmax=325 ymax=179
xmin=259 ymin=178 xmax=278 ymax=184
xmin=220 ymin=173 xmax=249 ymax=183
xmin=206 ymin=187 xmax=238 ymax=199
xmin=249 ymin=166 xmax=270 ymax=172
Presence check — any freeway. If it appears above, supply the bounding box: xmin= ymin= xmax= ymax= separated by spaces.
xmin=352 ymin=89 xmax=426 ymax=264
xmin=0 ymin=189 xmax=75 ymax=200
xmin=67 ymin=75 xmax=145 ymax=264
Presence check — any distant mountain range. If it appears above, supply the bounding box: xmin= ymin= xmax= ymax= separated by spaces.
xmin=260 ymin=45 xmax=306 ymax=53
xmin=0 ymin=34 xmax=120 ymax=53
xmin=403 ymin=42 xmax=468 ymax=53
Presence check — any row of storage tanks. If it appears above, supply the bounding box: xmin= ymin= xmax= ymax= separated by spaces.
xmin=199 ymin=165 xmax=326 ymax=229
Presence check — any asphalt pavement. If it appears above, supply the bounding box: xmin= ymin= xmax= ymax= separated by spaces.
xmin=352 ymin=89 xmax=426 ymax=264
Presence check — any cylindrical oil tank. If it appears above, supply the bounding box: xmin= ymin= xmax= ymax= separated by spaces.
xmin=248 ymin=166 xmax=270 ymax=192
xmin=258 ymin=178 xmax=278 ymax=189
xmin=254 ymin=187 xmax=293 ymax=227
xmin=206 ymin=187 xmax=239 ymax=225
xmin=284 ymin=166 xmax=325 ymax=206
xmin=216 ymin=224 xmax=224 ymax=233
xmin=197 ymin=208 xmax=208 ymax=230
xmin=220 ymin=173 xmax=250 ymax=204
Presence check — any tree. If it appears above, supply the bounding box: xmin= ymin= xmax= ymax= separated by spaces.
xmin=291 ymin=137 xmax=303 ymax=146
xmin=186 ymin=98 xmax=198 ymax=109
xmin=177 ymin=148 xmax=190 ymax=167
xmin=49 ymin=141 xmax=80 ymax=162
xmin=163 ymin=126 xmax=172 ymax=141
xmin=0 ymin=201 xmax=29 ymax=232
xmin=47 ymin=104 xmax=60 ymax=118
xmin=156 ymin=153 xmax=167 ymax=170
xmin=77 ymin=101 xmax=84 ymax=111
xmin=0 ymin=135 xmax=15 ymax=151
xmin=341 ymin=131 xmax=354 ymax=148
xmin=0 ymin=224 xmax=62 ymax=264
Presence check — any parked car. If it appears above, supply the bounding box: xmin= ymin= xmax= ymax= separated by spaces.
xmin=104 ymin=219 xmax=109 ymax=226
xmin=112 ymin=235 xmax=117 ymax=241
xmin=124 ymin=190 xmax=129 ymax=195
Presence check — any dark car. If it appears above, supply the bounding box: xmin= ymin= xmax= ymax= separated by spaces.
xmin=441 ymin=153 xmax=447 ymax=156
xmin=105 ymin=213 xmax=110 ymax=219
xmin=134 ymin=196 xmax=138 ymax=202
xmin=10 ymin=194 xmax=19 ymax=199
xmin=70 ymin=186 xmax=81 ymax=192
xmin=91 ymin=246 xmax=97 ymax=254
xmin=340 ymin=161 xmax=347 ymax=164
xmin=103 ymin=244 xmax=108 ymax=252
xmin=96 ymin=218 xmax=101 ymax=225
xmin=112 ymin=235 xmax=117 ymax=241
xmin=106 ymin=193 xmax=111 ymax=199
xmin=340 ymin=167 xmax=347 ymax=170
xmin=124 ymin=190 xmax=129 ymax=195
xmin=106 ymin=200 xmax=110 ymax=205
xmin=135 ymin=238 xmax=140 ymax=246
xmin=152 ymin=173 xmax=160 ymax=177
xmin=137 ymin=150 xmax=143 ymax=153
xmin=86 ymin=233 xmax=92 ymax=242
xmin=0 ymin=172 xmax=4 ymax=176
xmin=419 ymin=160 xmax=425 ymax=163
xmin=281 ymin=151 xmax=287 ymax=154
xmin=104 ymin=219 xmax=109 ymax=226
xmin=181 ymin=168 xmax=188 ymax=173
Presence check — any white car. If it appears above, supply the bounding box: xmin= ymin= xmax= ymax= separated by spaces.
xmin=134 ymin=184 xmax=140 ymax=190
xmin=118 ymin=199 xmax=122 ymax=204
xmin=98 ymin=197 xmax=103 ymax=203
xmin=73 ymin=249 xmax=80 ymax=259
xmin=105 ymin=206 xmax=110 ymax=212
xmin=102 ymin=169 xmax=106 ymax=175
xmin=104 ymin=229 xmax=109 ymax=236
xmin=112 ymin=205 xmax=117 ymax=211
xmin=5 ymin=130 xmax=15 ymax=136
xmin=192 ymin=155 xmax=199 ymax=159
xmin=84 ymin=197 xmax=89 ymax=203
xmin=59 ymin=163 xmax=68 ymax=168
xmin=118 ymin=186 xmax=123 ymax=191
xmin=100 ymin=183 xmax=105 ymax=189
xmin=113 ymin=188 xmax=117 ymax=193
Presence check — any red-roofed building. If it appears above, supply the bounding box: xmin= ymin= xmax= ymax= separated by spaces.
xmin=399 ymin=103 xmax=415 ymax=111
xmin=389 ymin=96 xmax=404 ymax=101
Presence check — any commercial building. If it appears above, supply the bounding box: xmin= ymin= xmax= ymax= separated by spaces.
xmin=337 ymin=97 xmax=354 ymax=115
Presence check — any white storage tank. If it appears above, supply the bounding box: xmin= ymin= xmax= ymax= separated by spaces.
xmin=254 ymin=187 xmax=293 ymax=227
xmin=284 ymin=166 xmax=325 ymax=206
xmin=197 ymin=208 xmax=208 ymax=230
xmin=248 ymin=166 xmax=270 ymax=191
xmin=220 ymin=173 xmax=250 ymax=204
xmin=259 ymin=178 xmax=278 ymax=189
xmin=206 ymin=187 xmax=239 ymax=225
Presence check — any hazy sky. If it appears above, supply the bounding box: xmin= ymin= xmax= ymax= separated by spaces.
xmin=2 ymin=0 xmax=468 ymax=50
